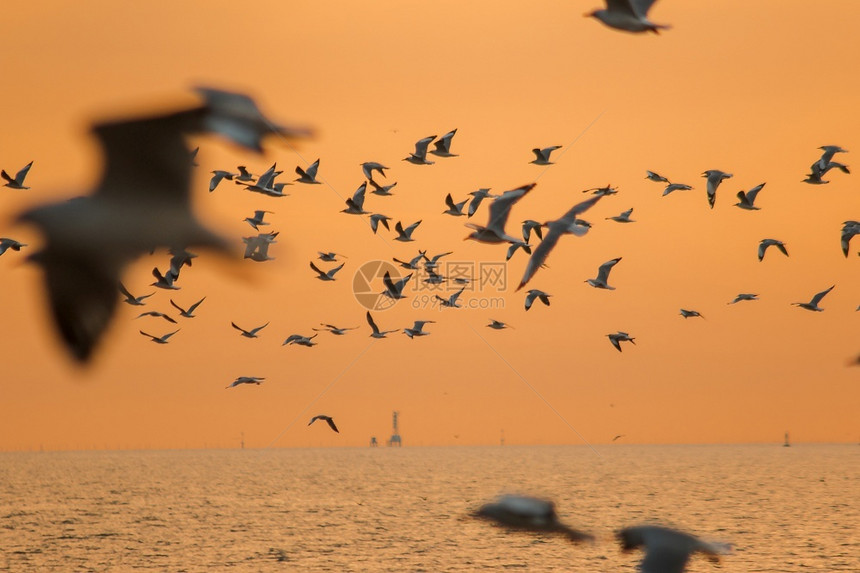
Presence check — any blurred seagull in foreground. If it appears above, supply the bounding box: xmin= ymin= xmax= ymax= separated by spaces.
xmin=607 ymin=331 xmax=635 ymax=352
xmin=231 ymin=321 xmax=269 ymax=338
xmin=680 ymin=309 xmax=704 ymax=319
xmin=517 ymin=194 xmax=603 ymax=291
xmin=734 ymin=182 xmax=765 ymax=210
xmin=429 ymin=129 xmax=458 ymax=157
xmin=758 ymin=239 xmax=788 ymax=261
xmin=360 ymin=161 xmax=388 ymax=181
xmin=0 ymin=238 xmax=27 ymax=255
xmin=585 ymin=0 xmax=670 ymax=34
xmin=728 ymin=293 xmax=758 ymax=304
xmin=702 ymin=170 xmax=732 ymax=209
xmin=118 ymin=282 xmax=153 ymax=306
xmin=309 ymin=261 xmax=344 ymax=281
xmin=139 ymin=329 xmax=179 ymax=344
xmin=295 ymin=158 xmax=321 ymax=184
xmin=366 ymin=311 xmax=397 ymax=338
xmin=308 ymin=415 xmax=339 ymax=433
xmin=473 ymin=494 xmax=593 ymax=542
xmin=524 ymin=289 xmax=551 ymax=311
xmin=226 ymin=376 xmax=264 ymax=389
xmin=1 ymin=161 xmax=34 ymax=189
xmin=169 ymin=296 xmax=205 ymax=318
xmin=466 ymin=183 xmax=535 ymax=245
xmin=606 ymin=208 xmax=635 ymax=223
xmin=792 ymin=284 xmax=835 ymax=312
xmin=530 ymin=146 xmax=561 ymax=165
xmin=618 ymin=524 xmax=731 ymax=573
xmin=586 ymin=257 xmax=622 ymax=289
xmin=404 ymin=320 xmax=435 ymax=338
xmin=403 ymin=135 xmax=436 ymax=165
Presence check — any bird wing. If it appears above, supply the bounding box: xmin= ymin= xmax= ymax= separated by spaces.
xmin=118 ymin=281 xmax=136 ymax=302
xmin=630 ymin=0 xmax=659 ymax=17
xmin=434 ymin=129 xmax=457 ymax=153
xmin=607 ymin=0 xmax=641 ymax=18
xmin=445 ymin=193 xmax=457 ymax=210
xmin=352 ymin=182 xmax=367 ymax=208
xmin=366 ymin=311 xmax=381 ymax=334
xmin=809 ymin=285 xmax=835 ymax=306
xmin=169 ymin=299 xmax=187 ymax=314
xmin=776 ymin=242 xmax=788 ymax=257
xmin=309 ymin=261 xmax=328 ymax=278
xmin=327 ymin=263 xmax=345 ymax=278
xmin=413 ymin=136 xmax=436 ymax=159
xmin=14 ymin=161 xmax=34 ymax=184
xmin=757 ymin=241 xmax=767 ymax=261
xmin=302 ymin=159 xmax=319 ymax=180
xmin=597 ymin=257 xmax=621 ymax=283
xmin=161 ymin=329 xmax=180 ymax=341
xmin=487 ymin=183 xmax=535 ymax=234
xmin=746 ymin=182 xmax=765 ymax=204
xmin=518 ymin=228 xmax=562 ymax=291
xmin=231 ymin=322 xmax=248 ymax=334
xmin=609 ymin=336 xmax=622 ymax=352
xmin=326 ymin=417 xmax=340 ymax=433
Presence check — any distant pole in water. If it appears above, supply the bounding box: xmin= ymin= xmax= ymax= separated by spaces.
xmin=387 ymin=411 xmax=402 ymax=446
xmin=500 ymin=429 xmax=505 ymax=446
xmin=783 ymin=431 xmax=790 ymax=447
xmin=241 ymin=431 xmax=245 ymax=450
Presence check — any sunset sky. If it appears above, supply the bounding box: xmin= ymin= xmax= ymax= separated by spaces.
xmin=0 ymin=1 xmax=857 ymax=451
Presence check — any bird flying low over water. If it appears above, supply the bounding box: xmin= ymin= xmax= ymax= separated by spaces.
xmin=308 ymin=415 xmax=339 ymax=433
xmin=403 ymin=135 xmax=436 ymax=165
xmin=430 ymin=129 xmax=458 ymax=157
xmin=792 ymin=285 xmax=835 ymax=311
xmin=366 ymin=311 xmax=397 ymax=338
xmin=758 ymin=239 xmax=788 ymax=261
xmin=585 ymin=0 xmax=670 ymax=34
xmin=702 ymin=170 xmax=732 ymax=209
xmin=617 ymin=524 xmax=731 ymax=573
xmin=2 ymin=161 xmax=34 ymax=189
xmin=607 ymin=331 xmax=635 ymax=352
xmin=530 ymin=146 xmax=561 ymax=165
xmin=473 ymin=494 xmax=593 ymax=542
xmin=226 ymin=376 xmax=264 ymax=389
xmin=524 ymin=289 xmax=551 ymax=311
xmin=516 ymin=194 xmax=603 ymax=291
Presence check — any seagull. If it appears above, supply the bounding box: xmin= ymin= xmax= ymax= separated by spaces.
xmin=466 ymin=183 xmax=535 ymax=245
xmin=1 ymin=161 xmax=33 ymax=189
xmin=283 ymin=333 xmax=318 ymax=347
xmin=226 ymin=376 xmax=264 ymax=389
xmin=403 ymin=135 xmax=436 ymax=165
xmin=522 ymin=220 xmax=543 ymax=242
xmin=237 ymin=163 xmax=288 ymax=197
xmin=235 ymin=166 xmax=256 ymax=182
xmin=792 ymin=284 xmax=835 ymax=311
xmin=583 ymin=184 xmax=618 ymax=196
xmin=487 ymin=319 xmax=512 ymax=330
xmin=169 ymin=297 xmax=205 ymax=318
xmin=530 ymin=146 xmax=561 ymax=165
xmin=423 ymin=251 xmax=453 ymax=271
xmin=394 ymin=220 xmax=422 ymax=242
xmin=342 ymin=182 xmax=369 ymax=214
xmin=758 ymin=239 xmax=788 ymax=261
xmin=209 ymin=169 xmax=237 ymax=192
xmin=313 ymin=323 xmax=358 ymax=335
xmin=118 ymin=282 xmax=153 ymax=306
xmin=728 ymin=293 xmax=758 ymax=304
xmin=0 ymin=238 xmax=27 ymax=255
xmin=702 ymin=170 xmax=732 ymax=209
xmin=585 ymin=0 xmax=670 ymax=34
xmin=586 ymin=257 xmax=622 ymax=290
xmin=382 ymin=271 xmax=412 ymax=299
xmin=136 ymin=311 xmax=177 ymax=324
xmin=139 ymin=329 xmax=179 ymax=344
xmin=369 ymin=179 xmax=397 ymax=196
xmin=618 ymin=524 xmax=731 ymax=573
xmin=295 ymin=158 xmax=321 ymax=184
xmin=473 ymin=494 xmax=593 ymax=542
xmin=841 ymin=221 xmax=859 ymax=257
xmin=734 ymin=182 xmax=765 ymax=210
xmin=393 ymin=252 xmax=426 ymax=270
xmin=317 ymin=251 xmax=347 ymax=262
xmin=645 ymin=170 xmax=669 ymax=183
xmin=309 ymin=261 xmax=344 ymax=281
xmin=662 ymin=182 xmax=693 ymax=196
xmin=607 ymin=331 xmax=635 ymax=352
xmin=366 ymin=311 xmax=397 ymax=338
xmin=606 ymin=208 xmax=635 ymax=223
xmin=231 ymin=321 xmax=269 ymax=338
xmin=517 ymin=194 xmax=603 ymax=291
xmin=816 ymin=145 xmax=848 ymax=171
xmin=369 ymin=213 xmax=391 ymax=234
xmin=612 ymin=434 xmax=626 ymax=442
xmin=308 ymin=415 xmax=339 ymax=433
xmin=436 ymin=287 xmax=466 ymax=308
xmin=467 ymin=188 xmax=494 ymax=218
xmin=524 ymin=289 xmax=551 ymax=311
xmin=404 ymin=320 xmax=435 ymax=338
xmin=244 ymin=210 xmax=273 ymax=230
xmin=429 ymin=129 xmax=458 ymax=157
xmin=360 ymin=161 xmax=388 ymax=181
xmin=151 ymin=267 xmax=180 ymax=290
xmin=680 ymin=309 xmax=704 ymax=319
xmin=15 ymin=87 xmax=301 ymax=362
xmin=443 ymin=193 xmax=468 ymax=216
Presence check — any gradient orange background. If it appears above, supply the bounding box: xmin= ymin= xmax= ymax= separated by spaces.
xmin=0 ymin=1 xmax=857 ymax=450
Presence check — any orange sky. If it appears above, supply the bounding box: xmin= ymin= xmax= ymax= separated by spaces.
xmin=0 ymin=1 xmax=857 ymax=451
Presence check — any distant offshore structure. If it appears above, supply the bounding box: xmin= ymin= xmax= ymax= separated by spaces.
xmin=387 ymin=411 xmax=402 ymax=447
xmin=783 ymin=431 xmax=791 ymax=448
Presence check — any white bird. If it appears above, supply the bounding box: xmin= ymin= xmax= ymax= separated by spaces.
xmin=435 ymin=287 xmax=466 ymax=308
xmin=308 ymin=415 xmax=339 ymax=433
xmin=792 ymin=284 xmax=835 ymax=311
xmin=443 ymin=193 xmax=468 ymax=216
xmin=208 ymin=169 xmax=237 ymax=192
xmin=429 ymin=129 xmax=458 ymax=157
xmin=226 ymin=376 xmax=264 ymax=389
xmin=473 ymin=494 xmax=593 ymax=542
xmin=487 ymin=319 xmax=512 ymax=330
xmin=310 ymin=261 xmax=345 ymax=281
xmin=342 ymin=182 xmax=369 ymax=214
xmin=1 ymin=161 xmax=33 ymax=189
xmin=366 ymin=311 xmax=397 ymax=338
xmin=360 ymin=161 xmax=388 ymax=181
xmin=369 ymin=213 xmax=391 ymax=234
xmin=606 ymin=208 xmax=635 ymax=223
xmin=585 ymin=0 xmax=670 ymax=34
xmin=382 ymin=271 xmax=412 ymax=299
xmin=118 ymin=282 xmax=153 ymax=306
xmin=369 ymin=179 xmax=397 ymax=196
xmin=394 ymin=220 xmax=422 ymax=242
xmin=586 ymin=257 xmax=622 ymax=290
xmin=517 ymin=194 xmax=603 ymax=291
xmin=403 ymin=135 xmax=436 ymax=165
xmin=530 ymin=146 xmax=561 ymax=165
xmin=139 ymin=329 xmax=179 ymax=344
xmin=680 ymin=309 xmax=704 ymax=319
xmin=244 ymin=210 xmax=273 ymax=230
xmin=295 ymin=158 xmax=321 ymax=184
xmin=169 ymin=297 xmax=205 ymax=318
xmin=524 ymin=289 xmax=551 ymax=311
xmin=136 ymin=310 xmax=177 ymax=324
xmin=0 ymin=238 xmax=27 ymax=255
xmin=404 ymin=320 xmax=435 ymax=338
xmin=467 ymin=188 xmax=494 ymax=218
xmin=734 ymin=182 xmax=765 ymax=210
xmin=314 ymin=323 xmax=358 ymax=335
xmin=662 ymin=182 xmax=693 ymax=196
xmin=728 ymin=293 xmax=758 ymax=304
xmin=702 ymin=170 xmax=732 ymax=209
xmin=645 ymin=170 xmax=669 ymax=183
xmin=618 ymin=524 xmax=730 ymax=573
xmin=231 ymin=321 xmax=269 ymax=338
xmin=607 ymin=331 xmax=635 ymax=352
xmin=466 ymin=183 xmax=535 ymax=245
xmin=758 ymin=239 xmax=788 ymax=261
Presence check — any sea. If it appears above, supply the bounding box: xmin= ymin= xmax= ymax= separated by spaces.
xmin=1 ymin=444 xmax=857 ymax=572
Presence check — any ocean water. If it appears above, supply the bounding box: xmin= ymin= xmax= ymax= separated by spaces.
xmin=0 ymin=444 xmax=857 ymax=572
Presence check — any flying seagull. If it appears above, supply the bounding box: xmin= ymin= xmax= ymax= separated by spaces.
xmin=313 ymin=323 xmax=358 ymax=335
xmin=169 ymin=297 xmax=205 ymax=318
xmin=394 ymin=220 xmax=422 ymax=242
xmin=208 ymin=169 xmax=237 ymax=192
xmin=393 ymin=252 xmax=426 ymax=270
xmin=118 ymin=282 xmax=153 ymax=306
xmin=283 ymin=333 xmax=318 ymax=347
xmin=226 ymin=376 xmax=265 ymax=389
xmin=342 ymin=182 xmax=369 ymax=215
xmin=702 ymin=170 xmax=732 ymax=209
xmin=758 ymin=239 xmax=788 ymax=261
xmin=369 ymin=179 xmax=397 ymax=196
xmin=308 ymin=415 xmax=339 ymax=433
xmin=369 ymin=213 xmax=391 ymax=234
xmin=1 ymin=161 xmax=34 ymax=189
xmin=530 ymin=146 xmax=561 ymax=165
xmin=366 ymin=311 xmax=397 ymax=338
xmin=435 ymin=287 xmax=466 ymax=308
xmin=295 ymin=158 xmax=321 ymax=184
xmin=524 ymin=289 xmax=551 ymax=311
xmin=360 ymin=161 xmax=388 ymax=181
xmin=585 ymin=0 xmax=670 ymax=34
xmin=734 ymin=182 xmax=766 ymax=210
xmin=317 ymin=251 xmax=347 ymax=262
xmin=404 ymin=320 xmax=435 ymax=338
xmin=309 ymin=261 xmax=344 ymax=281
xmin=467 ymin=188 xmax=494 ymax=218
xmin=617 ymin=524 xmax=731 ymax=573
xmin=136 ymin=311 xmax=177 ymax=324
xmin=244 ymin=210 xmax=273 ymax=230
xmin=728 ymin=293 xmax=758 ymax=304
xmin=151 ymin=266 xmax=180 ymax=290
xmin=0 ymin=238 xmax=27 ymax=255
xmin=607 ymin=331 xmax=635 ymax=352
xmin=473 ymin=494 xmax=593 ymax=542
xmin=662 ymin=182 xmax=693 ymax=196
xmin=516 ymin=194 xmax=603 ymax=291
xmin=487 ymin=319 xmax=512 ymax=330
xmin=606 ymin=208 xmax=635 ymax=223
xmin=522 ymin=220 xmax=543 ymax=242
xmin=403 ymin=135 xmax=436 ymax=165
xmin=466 ymin=183 xmax=535 ymax=245
xmin=586 ymin=257 xmax=622 ymax=290
xmin=792 ymin=285 xmax=835 ymax=311
xmin=139 ymin=329 xmax=179 ymax=344
xmin=231 ymin=321 xmax=269 ymax=338
xmin=841 ymin=221 xmax=859 ymax=257
xmin=382 ymin=271 xmax=412 ymax=299
xmin=679 ymin=309 xmax=704 ymax=319
xmin=816 ymin=145 xmax=848 ymax=171
xmin=429 ymin=129 xmax=458 ymax=157
xmin=237 ymin=163 xmax=288 ymax=197
xmin=443 ymin=193 xmax=468 ymax=216
xmin=645 ymin=170 xmax=669 ymax=183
